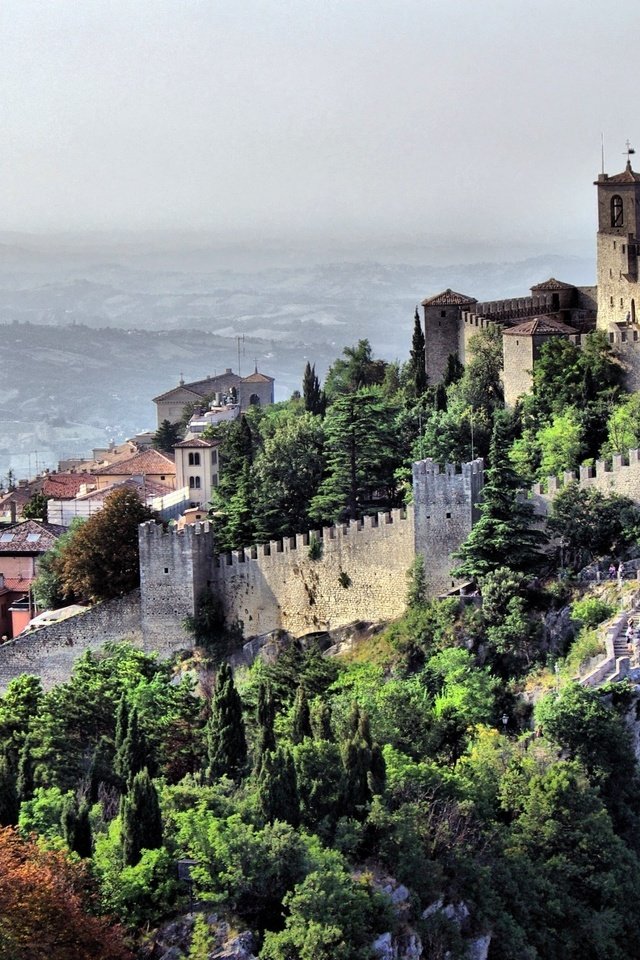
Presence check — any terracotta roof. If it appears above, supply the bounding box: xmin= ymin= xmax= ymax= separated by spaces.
xmin=76 ymin=477 xmax=175 ymax=501
xmin=174 ymin=436 xmax=220 ymax=449
xmin=4 ymin=578 xmax=30 ymax=593
xmin=94 ymin=449 xmax=175 ymax=477
xmin=597 ymin=162 xmax=640 ymax=185
xmin=502 ymin=316 xmax=578 ymax=337
xmin=530 ymin=278 xmax=576 ymax=291
xmin=43 ymin=473 xmax=96 ymax=498
xmin=241 ymin=371 xmax=274 ymax=383
xmin=421 ymin=289 xmax=477 ymax=307
xmin=0 ymin=519 xmax=66 ymax=554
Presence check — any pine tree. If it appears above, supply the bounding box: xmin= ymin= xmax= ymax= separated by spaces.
xmin=454 ymin=411 xmax=547 ymax=580
xmin=409 ymin=308 xmax=428 ymax=397
xmin=0 ymin=756 xmax=18 ymax=826
xmin=206 ymin=662 xmax=247 ymax=781
xmin=121 ymin=768 xmax=163 ymax=867
xmin=61 ymin=795 xmax=93 ymax=858
xmin=257 ymin=746 xmax=299 ymax=825
xmin=255 ymin=681 xmax=276 ymax=770
xmin=302 ymin=362 xmax=326 ymax=416
xmin=115 ymin=706 xmax=153 ymax=790
xmin=291 ymin=686 xmax=312 ymax=744
xmin=153 ymin=418 xmax=182 ymax=454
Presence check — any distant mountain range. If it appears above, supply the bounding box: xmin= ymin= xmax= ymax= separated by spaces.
xmin=0 ymin=237 xmax=595 ymax=480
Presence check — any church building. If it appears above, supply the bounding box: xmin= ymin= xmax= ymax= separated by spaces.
xmin=421 ymin=149 xmax=640 ymax=405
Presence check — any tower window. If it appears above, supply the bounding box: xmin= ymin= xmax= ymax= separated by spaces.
xmin=188 ymin=452 xmax=200 ymax=466
xmin=211 ymin=450 xmax=218 ymax=466
xmin=440 ymin=310 xmax=446 ymax=318
xmin=623 ymin=244 xmax=627 ymax=254
xmin=610 ymin=296 xmax=614 ymax=306
xmin=612 ymin=195 xmax=624 ymax=227
xmin=189 ymin=476 xmax=201 ymax=489
xmin=621 ymin=298 xmax=624 ymax=308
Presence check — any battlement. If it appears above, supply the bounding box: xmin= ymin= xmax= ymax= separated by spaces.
xmin=412 ymin=457 xmax=484 ymax=479
xmin=139 ymin=519 xmax=212 ymax=540
xmin=466 ymin=294 xmax=554 ymax=323
xmin=213 ymin=509 xmax=409 ymax=571
xmin=528 ymin=448 xmax=640 ymax=519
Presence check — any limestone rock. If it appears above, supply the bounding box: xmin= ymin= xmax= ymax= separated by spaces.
xmin=466 ymin=933 xmax=492 ymax=960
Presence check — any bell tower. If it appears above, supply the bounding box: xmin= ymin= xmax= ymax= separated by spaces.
xmin=595 ymin=143 xmax=640 ymax=330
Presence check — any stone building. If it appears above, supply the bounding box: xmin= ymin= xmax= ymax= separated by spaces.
xmin=174 ymin=435 xmax=220 ymax=508
xmin=419 ymin=155 xmax=640 ymax=401
xmin=153 ymin=367 xmax=274 ymax=427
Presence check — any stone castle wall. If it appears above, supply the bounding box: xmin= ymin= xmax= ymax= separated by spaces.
xmin=0 ymin=591 xmax=142 ymax=693
xmin=529 ymin=448 xmax=640 ymax=517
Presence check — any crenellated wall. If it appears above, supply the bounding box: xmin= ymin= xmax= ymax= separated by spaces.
xmin=529 ymin=448 xmax=640 ymax=516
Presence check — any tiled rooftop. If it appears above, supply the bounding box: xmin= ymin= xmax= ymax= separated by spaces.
xmin=421 ymin=289 xmax=477 ymax=307
xmin=94 ymin=449 xmax=176 ymax=476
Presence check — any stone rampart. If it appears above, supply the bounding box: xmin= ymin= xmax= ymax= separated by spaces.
xmin=530 ymin=448 xmax=640 ymax=516
xmin=0 ymin=591 xmax=142 ymax=693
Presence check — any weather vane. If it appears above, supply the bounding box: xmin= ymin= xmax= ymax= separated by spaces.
xmin=625 ymin=139 xmax=636 ymax=163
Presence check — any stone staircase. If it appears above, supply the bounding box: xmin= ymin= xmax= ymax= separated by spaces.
xmin=582 ymin=592 xmax=640 ymax=688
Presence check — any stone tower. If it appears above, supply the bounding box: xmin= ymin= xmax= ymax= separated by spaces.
xmin=421 ymin=289 xmax=477 ymax=383
xmin=595 ymin=154 xmax=640 ymax=330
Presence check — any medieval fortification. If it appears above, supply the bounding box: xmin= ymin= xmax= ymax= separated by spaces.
xmin=3 ymin=158 xmax=640 ymax=690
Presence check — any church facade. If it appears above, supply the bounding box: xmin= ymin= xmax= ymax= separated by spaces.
xmin=421 ymin=155 xmax=640 ymax=404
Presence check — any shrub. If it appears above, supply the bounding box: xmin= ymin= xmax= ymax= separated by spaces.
xmin=571 ymin=596 xmax=615 ymax=629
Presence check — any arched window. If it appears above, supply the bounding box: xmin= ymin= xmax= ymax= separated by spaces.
xmin=188 ymin=452 xmax=200 ymax=466
xmin=249 ymin=393 xmax=261 ymax=406
xmin=612 ymin=195 xmax=624 ymax=227
xmin=188 ymin=476 xmax=201 ymax=489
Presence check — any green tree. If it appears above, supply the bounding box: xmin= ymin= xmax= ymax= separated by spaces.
xmin=15 ymin=737 xmax=35 ymax=804
xmin=324 ymin=339 xmax=387 ymax=398
xmin=537 ymin=407 xmax=584 ymax=478
xmin=255 ymin=681 xmax=276 ymax=770
xmin=53 ymin=489 xmax=154 ymax=602
xmin=302 ymin=362 xmax=326 ymax=416
xmin=310 ymin=389 xmax=400 ymax=523
xmin=22 ymin=491 xmax=51 ymax=521
xmin=340 ymin=705 xmax=385 ymax=816
xmin=153 ymin=418 xmax=182 ymax=454
xmin=602 ymin=390 xmax=640 ymax=457
xmin=457 ymin=325 xmax=504 ymax=416
xmin=0 ymin=756 xmax=18 ymax=826
xmin=206 ymin=663 xmax=247 ymax=781
xmin=114 ymin=705 xmax=154 ymax=790
xmin=258 ymin=745 xmax=300 ymax=825
xmin=291 ymin=686 xmax=312 ymax=744
xmin=121 ymin=768 xmax=163 ymax=867
xmin=454 ymin=412 xmax=546 ymax=579
xmin=548 ymin=483 xmax=640 ymax=569
xmin=32 ymin=523 xmax=83 ymax=610
xmin=408 ymin=308 xmax=428 ymax=397
xmin=61 ymin=794 xmax=92 ymax=858
xmin=253 ymin=412 xmax=325 ymax=541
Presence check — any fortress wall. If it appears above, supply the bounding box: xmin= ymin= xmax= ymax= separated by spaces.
xmin=471 ymin=294 xmax=553 ymax=321
xmin=0 ymin=591 xmax=142 ymax=693
xmin=211 ymin=509 xmax=415 ymax=638
xmin=530 ymin=449 xmax=640 ymax=517
xmin=139 ymin=520 xmax=215 ymax=658
xmin=413 ymin=458 xmax=484 ymax=593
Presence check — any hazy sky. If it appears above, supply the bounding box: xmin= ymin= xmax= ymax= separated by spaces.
xmin=2 ymin=0 xmax=638 ymax=248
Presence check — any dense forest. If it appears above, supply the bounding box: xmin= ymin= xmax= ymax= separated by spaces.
xmin=7 ymin=324 xmax=640 ymax=958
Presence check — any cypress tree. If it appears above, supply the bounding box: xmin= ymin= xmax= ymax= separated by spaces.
xmin=61 ymin=795 xmax=93 ymax=858
xmin=206 ymin=662 xmax=247 ymax=781
xmin=313 ymin=701 xmax=334 ymax=742
xmin=115 ymin=706 xmax=154 ymax=790
xmin=0 ymin=755 xmax=18 ymax=826
xmin=114 ymin=694 xmax=129 ymax=754
xmin=302 ymin=362 xmax=326 ymax=416
xmin=340 ymin=705 xmax=384 ymax=815
xmin=255 ymin=681 xmax=276 ymax=770
xmin=16 ymin=736 xmax=35 ymax=804
xmin=291 ymin=686 xmax=312 ymax=744
xmin=89 ymin=735 xmax=117 ymax=803
xmin=258 ymin=746 xmax=299 ymax=826
xmin=121 ymin=768 xmax=163 ymax=867
xmin=410 ymin=308 xmax=428 ymax=397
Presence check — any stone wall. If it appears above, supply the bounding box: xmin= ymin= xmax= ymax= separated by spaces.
xmin=530 ymin=448 xmax=640 ymax=517
xmin=0 ymin=591 xmax=142 ymax=693
xmin=413 ymin=458 xmax=484 ymax=593
xmin=212 ymin=509 xmax=415 ymax=639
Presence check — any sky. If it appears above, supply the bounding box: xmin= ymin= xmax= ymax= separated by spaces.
xmin=1 ymin=0 xmax=639 ymax=251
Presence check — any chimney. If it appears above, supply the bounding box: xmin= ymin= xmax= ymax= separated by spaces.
xmin=9 ymin=502 xmax=16 ymax=524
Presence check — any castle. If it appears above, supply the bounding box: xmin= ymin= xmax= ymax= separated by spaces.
xmin=421 ymin=151 xmax=640 ymax=403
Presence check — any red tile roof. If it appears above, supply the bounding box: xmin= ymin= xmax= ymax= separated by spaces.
xmin=94 ymin=449 xmax=175 ymax=477
xmin=503 ymin=316 xmax=578 ymax=337
xmin=0 ymin=519 xmax=66 ymax=554
xmin=43 ymin=473 xmax=96 ymax=498
xmin=421 ymin=289 xmax=477 ymax=307
xmin=174 ymin=436 xmax=220 ymax=449
xmin=530 ymin=278 xmax=576 ymax=291
xmin=77 ymin=477 xmax=175 ymax=501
